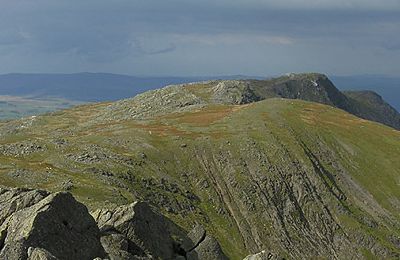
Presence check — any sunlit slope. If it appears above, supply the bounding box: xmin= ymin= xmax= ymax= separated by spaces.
xmin=0 ymin=98 xmax=399 ymax=259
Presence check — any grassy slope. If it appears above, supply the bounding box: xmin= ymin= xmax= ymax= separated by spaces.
xmin=0 ymin=98 xmax=399 ymax=259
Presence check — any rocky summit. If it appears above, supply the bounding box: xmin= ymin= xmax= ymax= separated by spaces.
xmin=0 ymin=73 xmax=399 ymax=259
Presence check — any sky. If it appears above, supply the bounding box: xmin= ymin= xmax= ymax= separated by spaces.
xmin=0 ymin=0 xmax=400 ymax=77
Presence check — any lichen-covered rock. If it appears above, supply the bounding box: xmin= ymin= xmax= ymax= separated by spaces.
xmin=27 ymin=247 xmax=58 ymax=260
xmin=0 ymin=191 xmax=105 ymax=260
xmin=0 ymin=187 xmax=49 ymax=225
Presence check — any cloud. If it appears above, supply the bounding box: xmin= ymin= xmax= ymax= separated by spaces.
xmin=0 ymin=0 xmax=399 ymax=75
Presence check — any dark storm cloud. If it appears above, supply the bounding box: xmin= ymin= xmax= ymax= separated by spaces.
xmin=0 ymin=0 xmax=399 ymax=75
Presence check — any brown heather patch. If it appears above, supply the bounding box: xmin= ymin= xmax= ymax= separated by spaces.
xmin=130 ymin=122 xmax=198 ymax=137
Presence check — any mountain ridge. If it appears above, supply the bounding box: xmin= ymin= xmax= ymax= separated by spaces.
xmin=101 ymin=73 xmax=400 ymax=130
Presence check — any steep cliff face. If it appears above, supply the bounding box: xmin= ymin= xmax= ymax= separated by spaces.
xmin=0 ymin=74 xmax=399 ymax=259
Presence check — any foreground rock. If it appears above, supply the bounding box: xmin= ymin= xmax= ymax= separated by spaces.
xmin=0 ymin=187 xmax=228 ymax=260
xmin=0 ymin=187 xmax=49 ymax=224
xmin=0 ymin=191 xmax=105 ymax=260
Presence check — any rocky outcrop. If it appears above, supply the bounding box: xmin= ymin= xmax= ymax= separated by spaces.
xmin=0 ymin=187 xmax=228 ymax=260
